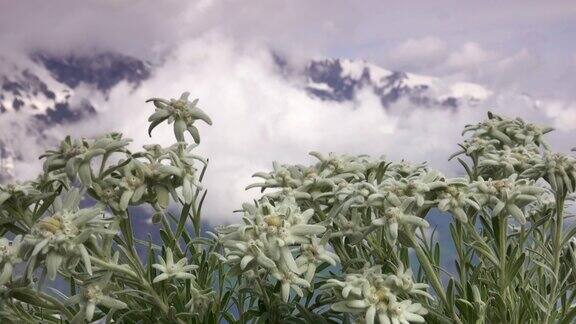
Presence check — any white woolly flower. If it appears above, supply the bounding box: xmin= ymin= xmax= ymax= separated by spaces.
xmin=382 ymin=300 xmax=428 ymax=324
xmin=24 ymin=190 xmax=113 ymax=280
xmin=220 ymin=197 xmax=325 ymax=274
xmin=271 ymin=266 xmax=311 ymax=302
xmin=436 ymin=180 xmax=480 ymax=223
xmin=152 ymin=247 xmax=198 ymax=283
xmin=0 ymin=235 xmax=23 ymax=285
xmin=185 ymin=284 xmax=214 ymax=318
xmin=370 ymin=199 xmax=429 ymax=244
xmin=323 ymin=265 xmax=428 ymax=324
xmin=66 ymin=280 xmax=127 ymax=322
xmin=385 ymin=264 xmax=432 ymax=299
xmin=219 ymin=196 xmax=333 ymax=303
xmin=296 ymin=236 xmax=340 ymax=282
xmin=473 ymin=174 xmax=544 ymax=224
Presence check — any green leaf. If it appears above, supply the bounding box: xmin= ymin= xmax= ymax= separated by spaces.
xmin=173 ymin=203 xmax=192 ymax=247
xmin=507 ymin=252 xmax=525 ymax=284
xmin=560 ymin=306 xmax=576 ymax=324
xmin=148 ymin=116 xmax=168 ymax=137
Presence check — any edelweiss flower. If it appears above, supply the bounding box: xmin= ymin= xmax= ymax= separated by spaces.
xmin=117 ymin=162 xmax=148 ymax=210
xmin=463 ymin=116 xmax=513 ymax=145
xmin=473 ymin=174 xmax=544 ymax=224
xmin=147 ymin=92 xmax=212 ymax=143
xmin=0 ymin=235 xmax=23 ymax=285
xmin=41 ymin=133 xmax=131 ymax=186
xmin=371 ymin=170 xmax=444 ymax=208
xmin=158 ymin=143 xmax=204 ymax=204
xmin=185 ymin=284 xmax=214 ymax=318
xmin=333 ymin=210 xmax=370 ymax=241
xmin=334 ymin=181 xmax=377 ymax=213
xmin=449 ymin=137 xmax=499 ymax=160
xmin=385 ymin=264 xmax=432 ymax=299
xmin=310 ymin=152 xmax=372 ymax=179
xmin=371 ymin=199 xmax=429 ymax=244
xmin=247 ymin=161 xmax=305 ymax=190
xmin=219 ymin=196 xmax=332 ymax=302
xmin=436 ymin=180 xmax=480 ymax=223
xmin=382 ymin=300 xmax=427 ymax=324
xmin=271 ymin=266 xmax=311 ymax=302
xmin=66 ymin=278 xmax=127 ymax=322
xmin=0 ymin=182 xmax=40 ymax=208
xmin=152 ymin=247 xmax=198 ymax=283
xmin=386 ymin=161 xmax=428 ymax=180
xmin=296 ymin=236 xmax=340 ymax=282
xmin=324 ymin=265 xmax=428 ymax=324
xmin=521 ymin=152 xmax=576 ymax=193
xmin=24 ymin=190 xmax=113 ymax=279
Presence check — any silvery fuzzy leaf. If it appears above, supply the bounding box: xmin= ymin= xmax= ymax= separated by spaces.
xmin=131 ymin=185 xmax=146 ymax=203
xmin=119 ymin=190 xmax=133 ymax=210
xmin=189 ymin=108 xmax=213 ymax=125
xmin=187 ymin=125 xmax=201 ymax=143
xmin=281 ymin=281 xmax=290 ymax=302
xmin=240 ymin=255 xmax=254 ymax=269
xmin=0 ymin=263 xmax=13 ymax=285
xmin=174 ymin=119 xmax=187 ymax=142
xmin=46 ymin=252 xmax=63 ymax=280
xmin=182 ymin=176 xmax=194 ymax=204
xmin=289 ymin=224 xmax=325 ymax=236
xmin=507 ymin=204 xmax=526 ymax=224
xmin=347 ymin=299 xmax=370 ymax=309
xmin=256 ymin=251 xmax=276 ymax=269
xmin=280 ymin=247 xmax=301 ymax=274
xmin=98 ymin=295 xmax=127 ymax=310
xmin=366 ymin=305 xmax=376 ymax=324
xmin=156 ymin=186 xmax=170 ymax=208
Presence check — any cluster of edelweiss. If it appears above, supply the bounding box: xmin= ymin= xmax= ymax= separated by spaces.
xmin=217 ymin=112 xmax=570 ymax=323
xmin=1 ymin=89 xmax=574 ymax=323
xmin=0 ymin=93 xmax=213 ymax=322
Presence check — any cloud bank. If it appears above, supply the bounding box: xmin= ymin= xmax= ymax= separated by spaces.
xmin=29 ymin=35 xmax=574 ymax=224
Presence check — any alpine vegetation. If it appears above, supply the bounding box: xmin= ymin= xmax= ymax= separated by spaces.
xmin=0 ymin=92 xmax=575 ymax=324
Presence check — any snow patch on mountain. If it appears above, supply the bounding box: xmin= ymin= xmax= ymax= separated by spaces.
xmin=302 ymin=58 xmax=492 ymax=108
xmin=0 ymin=52 xmax=151 ymax=182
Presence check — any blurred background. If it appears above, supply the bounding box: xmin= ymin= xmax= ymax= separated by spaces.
xmin=0 ymin=0 xmax=575 ymax=225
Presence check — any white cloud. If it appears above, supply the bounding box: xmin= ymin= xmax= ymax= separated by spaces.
xmin=543 ymin=100 xmax=576 ymax=132
xmin=388 ymin=37 xmax=447 ymax=68
xmin=445 ymin=42 xmax=494 ymax=70
xmin=25 ymin=35 xmax=572 ymax=226
xmin=384 ymin=39 xmax=542 ymax=97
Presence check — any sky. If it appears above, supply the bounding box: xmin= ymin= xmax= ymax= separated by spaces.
xmin=1 ymin=0 xmax=576 ymax=224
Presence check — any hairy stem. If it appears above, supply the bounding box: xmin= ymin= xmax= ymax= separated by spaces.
xmin=547 ymin=192 xmax=565 ymax=322
xmin=498 ymin=214 xmax=508 ymax=322
xmin=408 ymin=232 xmax=462 ymax=324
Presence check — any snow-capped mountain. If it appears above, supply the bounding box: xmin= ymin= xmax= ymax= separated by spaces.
xmin=302 ymin=58 xmax=492 ymax=108
xmin=0 ymin=52 xmax=149 ymax=122
xmin=0 ymin=51 xmax=496 ymax=182
xmin=0 ymin=52 xmax=150 ymax=181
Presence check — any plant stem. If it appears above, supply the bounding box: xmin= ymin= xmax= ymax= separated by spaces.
xmin=38 ymin=291 xmax=75 ymax=320
xmin=498 ymin=214 xmax=508 ymax=322
xmin=546 ymin=192 xmax=565 ymax=323
xmin=90 ymin=256 xmax=184 ymax=324
xmin=408 ymin=232 xmax=462 ymax=324
xmin=89 ymin=256 xmax=138 ymax=278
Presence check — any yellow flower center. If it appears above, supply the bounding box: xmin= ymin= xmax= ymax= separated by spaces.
xmin=264 ymin=215 xmax=283 ymax=227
